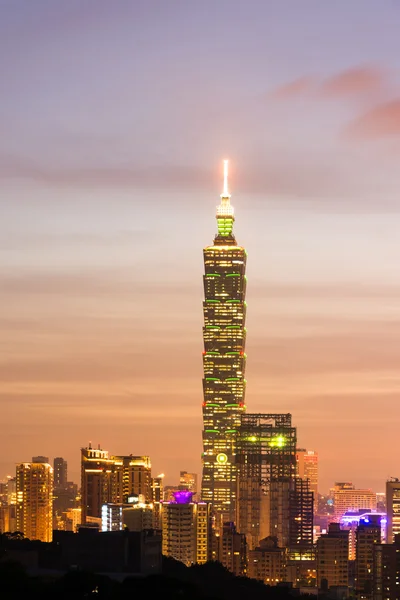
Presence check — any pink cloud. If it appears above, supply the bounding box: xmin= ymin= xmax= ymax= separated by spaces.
xmin=319 ymin=66 xmax=386 ymax=97
xmin=269 ymin=76 xmax=316 ymax=100
xmin=345 ymin=99 xmax=400 ymax=138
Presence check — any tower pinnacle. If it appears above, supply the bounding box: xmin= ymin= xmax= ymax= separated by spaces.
xmin=216 ymin=159 xmax=234 ymax=241
xmin=222 ymin=159 xmax=230 ymax=198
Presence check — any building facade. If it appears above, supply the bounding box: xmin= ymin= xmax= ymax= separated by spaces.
xmin=80 ymin=444 xmax=116 ymax=523
xmin=161 ymin=491 xmax=211 ymax=566
xmin=316 ymin=523 xmax=349 ymax=590
xmin=236 ymin=413 xmax=297 ymax=550
xmin=53 ymin=457 xmax=68 ymax=488
xmin=248 ymin=536 xmax=286 ymax=585
xmin=297 ymin=449 xmax=318 ymax=507
xmin=216 ymin=521 xmax=247 ymax=576
xmin=386 ymin=478 xmax=400 ymax=544
xmin=334 ymin=484 xmax=376 ymax=522
xmin=288 ymin=477 xmax=314 ymax=560
xmin=201 ymin=160 xmax=247 ymax=523
xmin=81 ymin=444 xmax=152 ymax=523
xmin=179 ymin=471 xmax=198 ymax=496
xmin=16 ymin=462 xmax=53 ymax=542
xmin=340 ymin=510 xmax=386 ymax=560
xmin=355 ymin=515 xmax=381 ymax=599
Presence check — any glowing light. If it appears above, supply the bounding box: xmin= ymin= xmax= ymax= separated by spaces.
xmin=173 ymin=490 xmax=194 ymax=504
xmin=216 ymin=453 xmax=228 ymax=464
xmin=270 ymin=435 xmax=286 ymax=448
xmin=223 ymin=159 xmax=229 ymax=196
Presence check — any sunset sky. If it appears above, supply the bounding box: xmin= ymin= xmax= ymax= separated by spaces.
xmin=2 ymin=1 xmax=400 ymax=492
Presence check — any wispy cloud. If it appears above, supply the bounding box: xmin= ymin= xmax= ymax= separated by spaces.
xmin=319 ymin=66 xmax=387 ymax=98
xmin=345 ymin=99 xmax=400 ymax=139
xmin=269 ymin=76 xmax=316 ymax=100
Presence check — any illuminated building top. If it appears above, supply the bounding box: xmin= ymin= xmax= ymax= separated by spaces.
xmin=173 ymin=490 xmax=194 ymax=504
xmin=215 ymin=159 xmax=236 ymax=244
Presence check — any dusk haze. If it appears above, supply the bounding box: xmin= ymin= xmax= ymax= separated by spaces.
xmin=2 ymin=0 xmax=400 ymax=524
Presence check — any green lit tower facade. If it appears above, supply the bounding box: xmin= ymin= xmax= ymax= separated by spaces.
xmin=201 ymin=160 xmax=247 ymax=523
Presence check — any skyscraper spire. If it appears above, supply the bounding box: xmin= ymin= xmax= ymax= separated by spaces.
xmin=216 ymin=159 xmax=235 ymax=242
xmin=222 ymin=159 xmax=230 ymax=198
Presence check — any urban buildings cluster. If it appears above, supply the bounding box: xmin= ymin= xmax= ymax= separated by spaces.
xmin=1 ymin=162 xmax=399 ymax=598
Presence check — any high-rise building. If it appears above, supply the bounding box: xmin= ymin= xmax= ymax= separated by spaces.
xmin=81 ymin=444 xmax=116 ymax=523
xmin=113 ymin=455 xmax=152 ymax=502
xmin=288 ymin=477 xmax=314 ymax=560
xmin=123 ymin=503 xmax=154 ymax=532
xmin=151 ymin=474 xmax=164 ymax=529
xmin=236 ymin=413 xmax=297 ymax=549
xmin=372 ymin=534 xmax=400 ymax=600
xmin=32 ymin=455 xmax=49 ymax=464
xmin=179 ymin=471 xmax=198 ymax=495
xmin=81 ymin=444 xmax=152 ymax=523
xmin=334 ymin=484 xmax=376 ymax=522
xmin=386 ymin=478 xmax=400 ymax=544
xmin=16 ymin=462 xmax=53 ymax=542
xmin=297 ymin=449 xmax=318 ymax=508
xmin=161 ymin=491 xmax=211 ymax=566
xmin=248 ymin=537 xmax=286 ymax=585
xmin=340 ymin=510 xmax=386 ymax=560
xmin=215 ymin=521 xmax=247 ymax=576
xmin=53 ymin=457 xmax=68 ymax=488
xmin=355 ymin=515 xmax=381 ymax=599
xmin=316 ymin=523 xmax=349 ymax=590
xmin=201 ymin=160 xmax=247 ymax=523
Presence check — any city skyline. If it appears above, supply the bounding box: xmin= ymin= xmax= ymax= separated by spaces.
xmin=2 ymin=1 xmax=400 ymax=492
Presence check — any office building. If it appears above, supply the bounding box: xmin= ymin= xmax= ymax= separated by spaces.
xmin=340 ymin=510 xmax=386 ymax=560
xmin=81 ymin=444 xmax=152 ymax=523
xmin=236 ymin=413 xmax=297 ymax=549
xmin=201 ymin=160 xmax=247 ymax=523
xmin=32 ymin=455 xmax=49 ymax=464
xmin=151 ymin=474 xmax=164 ymax=529
xmin=16 ymin=462 xmax=53 ymax=542
xmin=53 ymin=457 xmax=68 ymax=488
xmin=113 ymin=455 xmax=152 ymax=502
xmin=316 ymin=523 xmax=349 ymax=590
xmin=123 ymin=503 xmax=154 ymax=532
xmin=102 ymin=503 xmax=123 ymax=532
xmin=386 ymin=478 xmax=400 ymax=544
xmin=372 ymin=541 xmax=397 ymax=600
xmin=81 ymin=444 xmax=116 ymax=523
xmin=161 ymin=490 xmax=211 ymax=566
xmin=355 ymin=515 xmax=381 ymax=599
xmin=64 ymin=507 xmax=82 ymax=532
xmin=288 ymin=477 xmax=314 ymax=560
xmin=248 ymin=536 xmax=286 ymax=585
xmin=216 ymin=521 xmax=247 ymax=576
xmin=297 ymin=449 xmax=318 ymax=507
xmin=334 ymin=484 xmax=376 ymax=522
xmin=179 ymin=471 xmax=198 ymax=495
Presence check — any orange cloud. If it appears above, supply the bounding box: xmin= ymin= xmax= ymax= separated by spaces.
xmin=319 ymin=66 xmax=386 ymax=97
xmin=345 ymin=99 xmax=400 ymax=139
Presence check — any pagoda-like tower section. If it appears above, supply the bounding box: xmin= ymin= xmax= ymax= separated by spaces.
xmin=201 ymin=161 xmax=247 ymax=522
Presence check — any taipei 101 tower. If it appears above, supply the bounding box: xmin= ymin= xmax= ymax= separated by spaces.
xmin=201 ymin=160 xmax=247 ymax=523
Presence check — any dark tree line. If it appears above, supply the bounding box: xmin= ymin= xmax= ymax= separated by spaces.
xmin=0 ymin=556 xmax=314 ymax=600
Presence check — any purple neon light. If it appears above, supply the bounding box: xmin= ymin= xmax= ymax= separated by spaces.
xmin=172 ymin=490 xmax=194 ymax=504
